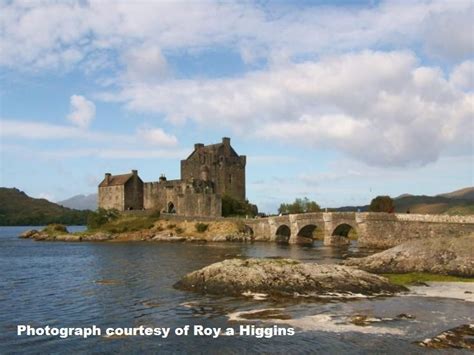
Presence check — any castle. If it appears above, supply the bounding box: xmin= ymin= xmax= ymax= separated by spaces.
xmin=98 ymin=137 xmax=246 ymax=217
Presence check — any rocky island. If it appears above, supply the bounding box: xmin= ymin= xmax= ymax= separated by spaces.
xmin=174 ymin=258 xmax=407 ymax=298
xmin=19 ymin=218 xmax=254 ymax=243
xmin=344 ymin=234 xmax=474 ymax=277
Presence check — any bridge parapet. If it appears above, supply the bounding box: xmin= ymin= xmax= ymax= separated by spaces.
xmin=392 ymin=213 xmax=474 ymax=223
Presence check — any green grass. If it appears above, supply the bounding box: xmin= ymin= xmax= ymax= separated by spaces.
xmin=381 ymin=272 xmax=474 ymax=285
xmin=88 ymin=215 xmax=157 ymax=233
xmin=42 ymin=224 xmax=69 ymax=236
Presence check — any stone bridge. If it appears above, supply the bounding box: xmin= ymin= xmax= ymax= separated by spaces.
xmin=243 ymin=212 xmax=474 ymax=248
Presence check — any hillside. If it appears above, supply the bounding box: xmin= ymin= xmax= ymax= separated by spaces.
xmin=438 ymin=187 xmax=474 ymax=201
xmin=58 ymin=193 xmax=97 ymax=210
xmin=0 ymin=188 xmax=90 ymax=226
xmin=332 ymin=187 xmax=474 ymax=215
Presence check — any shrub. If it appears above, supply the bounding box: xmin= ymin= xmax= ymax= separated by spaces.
xmin=278 ymin=197 xmax=320 ymax=214
xmin=42 ymin=224 xmax=68 ymax=236
xmin=195 ymin=223 xmax=209 ymax=233
xmin=222 ymin=195 xmax=258 ymax=217
xmin=175 ymin=227 xmax=184 ymax=234
xmin=369 ymin=196 xmax=395 ymax=213
xmin=167 ymin=223 xmax=176 ymax=229
xmin=87 ymin=208 xmax=119 ymax=229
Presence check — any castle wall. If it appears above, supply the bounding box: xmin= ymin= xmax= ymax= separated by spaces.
xmin=177 ymin=192 xmax=222 ymax=217
xmin=144 ymin=180 xmax=222 ymax=217
xmin=144 ymin=180 xmax=182 ymax=212
xmin=98 ymin=186 xmax=125 ymax=210
xmin=124 ymin=175 xmax=144 ymax=210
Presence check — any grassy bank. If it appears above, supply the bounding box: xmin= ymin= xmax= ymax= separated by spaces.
xmin=81 ymin=213 xmax=249 ymax=239
xmin=381 ymin=272 xmax=474 ymax=285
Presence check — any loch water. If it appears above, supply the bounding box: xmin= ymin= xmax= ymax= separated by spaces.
xmin=1 ymin=226 xmax=473 ymax=354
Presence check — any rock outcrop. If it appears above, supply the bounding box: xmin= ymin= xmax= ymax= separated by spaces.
xmin=416 ymin=324 xmax=474 ymax=350
xmin=174 ymin=258 xmax=406 ymax=298
xmin=18 ymin=228 xmax=115 ymax=242
xmin=344 ymin=234 xmax=474 ymax=277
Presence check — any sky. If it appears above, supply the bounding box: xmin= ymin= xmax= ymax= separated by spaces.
xmin=0 ymin=0 xmax=473 ymax=213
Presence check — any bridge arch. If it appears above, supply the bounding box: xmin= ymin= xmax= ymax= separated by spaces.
xmin=167 ymin=202 xmax=176 ymax=214
xmin=296 ymin=224 xmax=319 ymax=245
xmin=332 ymin=223 xmax=357 ymax=238
xmin=275 ymin=225 xmax=291 ymax=244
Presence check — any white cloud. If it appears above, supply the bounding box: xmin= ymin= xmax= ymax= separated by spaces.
xmin=136 ymin=127 xmax=178 ymax=147
xmin=102 ymin=50 xmax=473 ymax=167
xmin=422 ymin=6 xmax=474 ymax=62
xmin=450 ymin=60 xmax=474 ymax=91
xmin=1 ymin=119 xmax=93 ymax=140
xmin=0 ymin=119 xmax=178 ymax=148
xmin=1 ymin=1 xmax=473 ymax=169
xmin=37 ymin=147 xmax=188 ymax=160
xmin=1 ymin=0 xmax=472 ymax=73
xmin=67 ymin=95 xmax=96 ymax=128
xmin=122 ymin=44 xmax=169 ymax=83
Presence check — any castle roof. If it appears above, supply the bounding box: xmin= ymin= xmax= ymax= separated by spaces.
xmin=186 ymin=138 xmax=239 ymax=160
xmin=99 ymin=173 xmax=133 ymax=187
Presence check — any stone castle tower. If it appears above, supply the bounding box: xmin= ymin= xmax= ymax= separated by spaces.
xmin=181 ymin=137 xmax=246 ymax=202
xmin=98 ymin=137 xmax=246 ymax=217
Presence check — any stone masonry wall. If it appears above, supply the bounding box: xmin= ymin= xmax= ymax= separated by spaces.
xmin=180 ymin=139 xmax=246 ymax=201
xmin=98 ymin=186 xmax=124 ymax=210
xmin=144 ymin=180 xmax=222 ymax=217
xmin=356 ymin=213 xmax=474 ymax=248
xmin=123 ymin=175 xmax=144 ymax=210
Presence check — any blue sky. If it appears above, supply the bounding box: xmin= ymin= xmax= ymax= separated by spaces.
xmin=0 ymin=0 xmax=473 ymax=213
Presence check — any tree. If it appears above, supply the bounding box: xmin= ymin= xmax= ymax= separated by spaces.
xmin=369 ymin=195 xmax=395 ymax=213
xmin=87 ymin=208 xmax=120 ymax=229
xmin=278 ymin=197 xmax=321 ymax=214
xmin=221 ymin=195 xmax=258 ymax=217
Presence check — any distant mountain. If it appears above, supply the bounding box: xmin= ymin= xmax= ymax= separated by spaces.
xmin=58 ymin=193 xmax=97 ymax=211
xmin=331 ymin=186 xmax=474 ymax=215
xmin=437 ymin=187 xmax=474 ymax=201
xmin=394 ymin=193 xmax=413 ymax=199
xmin=0 ymin=188 xmax=90 ymax=226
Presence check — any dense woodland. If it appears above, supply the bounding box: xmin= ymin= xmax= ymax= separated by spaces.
xmin=0 ymin=188 xmax=90 ymax=226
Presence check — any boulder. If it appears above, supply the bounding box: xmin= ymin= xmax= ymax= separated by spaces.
xmin=344 ymin=234 xmax=474 ymax=277
xmin=152 ymin=235 xmax=186 ymax=242
xmin=55 ymin=234 xmax=82 ymax=242
xmin=32 ymin=232 xmax=50 ymax=241
xmin=82 ymin=232 xmax=113 ymax=241
xmin=416 ymin=324 xmax=474 ymax=350
xmin=19 ymin=229 xmax=39 ymax=238
xmin=174 ymin=258 xmax=406 ymax=298
xmin=324 ymin=235 xmax=350 ymax=246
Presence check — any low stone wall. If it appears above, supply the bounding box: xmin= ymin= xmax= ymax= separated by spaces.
xmin=357 ymin=213 xmax=474 ymax=248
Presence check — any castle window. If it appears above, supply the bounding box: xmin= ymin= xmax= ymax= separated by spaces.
xmin=228 ymin=174 xmax=232 ymax=183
